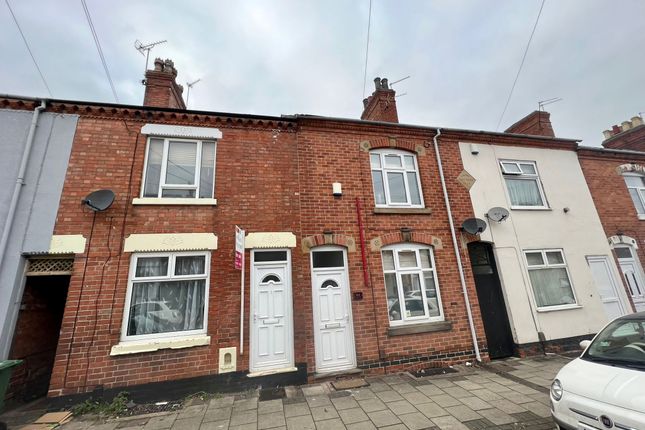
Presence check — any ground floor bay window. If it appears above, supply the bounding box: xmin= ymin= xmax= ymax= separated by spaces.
xmin=122 ymin=252 xmax=210 ymax=340
xmin=381 ymin=243 xmax=443 ymax=325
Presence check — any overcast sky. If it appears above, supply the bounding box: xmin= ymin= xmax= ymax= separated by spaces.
xmin=2 ymin=1 xmax=644 ymax=146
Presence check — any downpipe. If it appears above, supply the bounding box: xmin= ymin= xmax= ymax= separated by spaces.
xmin=0 ymin=100 xmax=46 ymax=269
xmin=432 ymin=128 xmax=482 ymax=362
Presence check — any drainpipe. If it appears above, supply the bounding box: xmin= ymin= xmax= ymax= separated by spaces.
xmin=0 ymin=100 xmax=46 ymax=269
xmin=432 ymin=128 xmax=482 ymax=362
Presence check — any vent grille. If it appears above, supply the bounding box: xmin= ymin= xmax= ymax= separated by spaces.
xmin=26 ymin=258 xmax=74 ymax=276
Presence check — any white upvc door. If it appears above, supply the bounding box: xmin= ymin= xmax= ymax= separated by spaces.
xmin=616 ymin=247 xmax=645 ymax=312
xmin=250 ymin=250 xmax=294 ymax=373
xmin=311 ymin=247 xmax=356 ymax=373
xmin=587 ymin=255 xmax=627 ymax=321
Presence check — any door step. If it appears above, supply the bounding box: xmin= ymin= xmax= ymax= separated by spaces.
xmin=313 ymin=367 xmax=364 ymax=382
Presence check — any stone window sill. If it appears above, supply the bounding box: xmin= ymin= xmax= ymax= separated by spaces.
xmin=374 ymin=208 xmax=432 ymax=215
xmin=109 ymin=335 xmax=210 ymax=356
xmin=132 ymin=198 xmax=217 ymax=206
xmin=387 ymin=320 xmax=452 ymax=337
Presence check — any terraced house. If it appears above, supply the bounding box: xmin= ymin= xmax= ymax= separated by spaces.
xmin=0 ymin=60 xmax=637 ymax=406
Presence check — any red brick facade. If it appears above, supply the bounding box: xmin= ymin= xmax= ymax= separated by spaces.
xmin=0 ymin=89 xmax=589 ymax=401
xmin=578 ymin=147 xmax=645 ymax=311
xmin=504 ymin=110 xmax=555 ymax=138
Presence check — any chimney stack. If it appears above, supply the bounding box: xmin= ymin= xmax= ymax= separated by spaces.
xmin=143 ymin=58 xmax=186 ymax=109
xmin=602 ymin=115 xmax=645 ymax=151
xmin=504 ymin=110 xmax=555 ymax=137
xmin=361 ymin=77 xmax=399 ymax=123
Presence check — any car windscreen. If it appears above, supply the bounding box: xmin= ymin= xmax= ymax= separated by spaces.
xmin=582 ymin=318 xmax=645 ymax=369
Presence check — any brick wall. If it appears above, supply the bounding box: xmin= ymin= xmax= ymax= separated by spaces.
xmin=578 ymin=148 xmax=645 ymax=311
xmin=40 ymin=105 xmax=493 ymax=397
xmin=48 ymin=113 xmax=300 ymax=396
xmin=296 ymin=120 xmax=488 ymax=373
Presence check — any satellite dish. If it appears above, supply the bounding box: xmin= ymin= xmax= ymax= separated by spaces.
xmin=486 ymin=207 xmax=510 ymax=223
xmin=462 ymin=218 xmax=487 ymax=235
xmin=82 ymin=190 xmax=115 ymax=212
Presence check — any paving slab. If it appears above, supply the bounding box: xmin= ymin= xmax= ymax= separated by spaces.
xmin=431 ymin=414 xmax=470 ymax=430
xmin=285 ymin=414 xmax=315 ymax=430
xmin=346 ymin=421 xmax=377 ymax=430
xmin=367 ymin=409 xmax=401 ymax=427
xmin=415 ymin=401 xmax=448 ymax=418
xmin=283 ymin=402 xmax=310 ymax=418
xmin=398 ymin=411 xmax=434 ymax=430
xmin=199 ymin=420 xmax=229 ymax=430
xmin=357 ymin=398 xmax=387 ymax=412
xmin=143 ymin=414 xmax=177 ymax=429
xmin=338 ymin=407 xmax=369 ymax=425
xmin=310 ymin=405 xmax=339 ymax=421
xmin=332 ymin=396 xmax=359 ymax=411
xmin=257 ymin=411 xmax=286 ymax=429
xmin=316 ymin=417 xmax=347 ymax=430
xmin=386 ymin=399 xmax=417 ymax=415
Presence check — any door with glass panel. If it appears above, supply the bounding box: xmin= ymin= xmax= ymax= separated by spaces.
xmin=250 ymin=250 xmax=294 ymax=372
xmin=310 ymin=247 xmax=356 ymax=373
xmin=587 ymin=255 xmax=626 ymax=320
xmin=615 ymin=246 xmax=645 ymax=312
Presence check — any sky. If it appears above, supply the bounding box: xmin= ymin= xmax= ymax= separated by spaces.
xmin=1 ymin=0 xmax=644 ymax=147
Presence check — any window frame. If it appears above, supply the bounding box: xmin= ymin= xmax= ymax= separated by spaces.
xmin=380 ymin=243 xmax=444 ymax=326
xmin=623 ymin=173 xmax=645 ymax=220
xmin=499 ymin=159 xmax=548 ymax=210
xmin=140 ymin=136 xmax=217 ymax=200
xmin=523 ymin=248 xmax=578 ymax=311
xmin=370 ymin=149 xmax=425 ymax=208
xmin=121 ymin=251 xmax=210 ymax=342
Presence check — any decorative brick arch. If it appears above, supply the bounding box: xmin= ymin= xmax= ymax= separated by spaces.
xmin=369 ymin=232 xmax=443 ymax=252
xmin=616 ymin=163 xmax=645 ymax=175
xmin=359 ymin=137 xmax=427 ymax=155
xmin=608 ymin=234 xmax=639 ymax=249
xmin=301 ymin=234 xmax=356 ymax=253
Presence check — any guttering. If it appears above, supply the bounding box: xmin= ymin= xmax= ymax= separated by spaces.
xmin=0 ymin=100 xmax=46 ymax=269
xmin=432 ymin=128 xmax=482 ymax=362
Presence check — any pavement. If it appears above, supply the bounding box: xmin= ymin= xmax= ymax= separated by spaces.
xmin=2 ymin=355 xmax=572 ymax=430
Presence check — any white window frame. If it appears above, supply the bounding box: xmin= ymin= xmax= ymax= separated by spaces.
xmin=623 ymin=173 xmax=645 ymax=220
xmin=499 ymin=160 xmax=548 ymax=210
xmin=370 ymin=149 xmax=424 ymax=208
xmin=523 ymin=248 xmax=578 ymax=311
xmin=140 ymin=137 xmax=217 ymax=199
xmin=121 ymin=251 xmax=210 ymax=342
xmin=381 ymin=243 xmax=444 ymax=326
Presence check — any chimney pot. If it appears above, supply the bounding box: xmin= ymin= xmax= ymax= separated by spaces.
xmin=621 ymin=121 xmax=632 ymax=131
xmin=361 ymin=76 xmax=399 ymax=123
xmin=154 ymin=58 xmax=164 ymax=71
xmin=143 ymin=58 xmax=186 ymax=109
xmin=612 ymin=125 xmax=621 ymax=134
xmin=602 ymin=130 xmax=613 ymax=140
xmin=631 ymin=116 xmax=643 ymax=126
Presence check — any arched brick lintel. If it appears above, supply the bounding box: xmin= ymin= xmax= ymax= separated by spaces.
xmin=370 ymin=232 xmax=443 ymax=252
xmin=359 ymin=137 xmax=427 ymax=155
xmin=616 ymin=163 xmax=645 ymax=175
xmin=301 ymin=234 xmax=357 ymax=253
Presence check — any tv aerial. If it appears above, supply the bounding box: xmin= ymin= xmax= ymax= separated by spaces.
xmin=186 ymin=78 xmax=202 ymax=106
xmin=462 ymin=218 xmax=487 ymax=235
xmin=134 ymin=39 xmax=167 ymax=80
xmin=82 ymin=190 xmax=115 ymax=212
xmin=486 ymin=207 xmax=510 ymax=223
xmin=538 ymin=97 xmax=562 ymax=111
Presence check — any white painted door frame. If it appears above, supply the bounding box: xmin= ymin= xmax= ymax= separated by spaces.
xmin=615 ymin=245 xmax=645 ymax=312
xmin=586 ymin=255 xmax=628 ymax=320
xmin=310 ymin=246 xmax=357 ymax=373
xmin=249 ymin=249 xmax=294 ymax=373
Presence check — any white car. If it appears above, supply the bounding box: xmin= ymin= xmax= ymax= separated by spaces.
xmin=551 ymin=311 xmax=645 ymax=429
